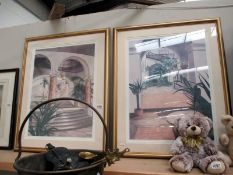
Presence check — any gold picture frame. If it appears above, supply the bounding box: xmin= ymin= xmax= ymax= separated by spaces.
xmin=113 ymin=19 xmax=230 ymax=158
xmin=15 ymin=28 xmax=110 ymax=152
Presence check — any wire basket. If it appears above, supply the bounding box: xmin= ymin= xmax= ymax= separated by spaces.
xmin=14 ymin=97 xmax=128 ymax=175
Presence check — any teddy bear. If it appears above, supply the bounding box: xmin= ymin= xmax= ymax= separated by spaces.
xmin=219 ymin=115 xmax=233 ymax=166
xmin=169 ymin=115 xmax=228 ymax=174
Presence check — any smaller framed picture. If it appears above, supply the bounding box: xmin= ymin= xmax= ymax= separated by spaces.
xmin=0 ymin=69 xmax=19 ymax=149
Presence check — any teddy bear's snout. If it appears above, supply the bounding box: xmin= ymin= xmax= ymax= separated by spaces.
xmin=187 ymin=125 xmax=201 ymax=136
xmin=191 ymin=126 xmax=196 ymax=131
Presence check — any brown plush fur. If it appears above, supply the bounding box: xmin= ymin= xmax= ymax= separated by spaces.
xmin=169 ymin=116 xmax=228 ymax=174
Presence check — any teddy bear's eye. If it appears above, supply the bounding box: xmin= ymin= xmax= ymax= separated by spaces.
xmin=187 ymin=124 xmax=191 ymax=127
xmin=231 ymin=126 xmax=233 ymax=129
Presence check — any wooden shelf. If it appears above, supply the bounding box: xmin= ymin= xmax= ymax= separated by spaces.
xmin=1 ymin=158 xmax=233 ymax=175
xmin=0 ymin=162 xmax=14 ymax=171
xmin=104 ymin=158 xmax=203 ymax=175
xmin=104 ymin=158 xmax=233 ymax=175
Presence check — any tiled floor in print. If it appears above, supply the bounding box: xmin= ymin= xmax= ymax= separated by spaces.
xmin=130 ymin=110 xmax=195 ymax=140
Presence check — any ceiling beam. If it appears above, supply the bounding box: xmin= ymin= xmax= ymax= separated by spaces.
xmin=127 ymin=0 xmax=163 ymax=5
xmin=64 ymin=0 xmax=128 ymax=17
xmin=43 ymin=0 xmax=165 ymax=18
xmin=48 ymin=2 xmax=65 ymax=19
xmin=63 ymin=0 xmax=163 ymax=17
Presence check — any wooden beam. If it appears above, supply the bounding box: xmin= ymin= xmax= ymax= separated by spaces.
xmin=48 ymin=2 xmax=65 ymax=20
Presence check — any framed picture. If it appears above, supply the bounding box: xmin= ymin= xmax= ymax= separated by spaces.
xmin=0 ymin=69 xmax=19 ymax=149
xmin=113 ymin=19 xmax=231 ymax=157
xmin=15 ymin=29 xmax=109 ymax=152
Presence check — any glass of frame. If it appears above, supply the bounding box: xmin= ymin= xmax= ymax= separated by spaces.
xmin=0 ymin=69 xmax=19 ymax=149
xmin=113 ymin=19 xmax=231 ymax=157
xmin=15 ymin=29 xmax=109 ymax=152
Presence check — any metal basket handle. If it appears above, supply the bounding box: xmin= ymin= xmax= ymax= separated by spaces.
xmin=16 ymin=97 xmax=109 ymax=160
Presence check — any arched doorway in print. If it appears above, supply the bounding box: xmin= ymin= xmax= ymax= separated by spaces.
xmin=29 ymin=52 xmax=94 ymax=138
xmin=31 ymin=54 xmax=51 ymax=107
xmin=50 ymin=56 xmax=93 ymax=138
xmin=29 ymin=54 xmax=52 ymax=137
xmin=58 ymin=56 xmax=92 ymax=104
xmin=129 ymin=47 xmax=186 ymax=141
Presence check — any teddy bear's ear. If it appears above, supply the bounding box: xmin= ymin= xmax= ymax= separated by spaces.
xmin=166 ymin=117 xmax=181 ymax=138
xmin=173 ymin=117 xmax=181 ymax=129
xmin=204 ymin=117 xmax=213 ymax=129
xmin=166 ymin=117 xmax=181 ymax=128
xmin=221 ymin=115 xmax=233 ymax=126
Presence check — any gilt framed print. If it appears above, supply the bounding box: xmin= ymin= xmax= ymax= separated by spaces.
xmin=113 ymin=19 xmax=230 ymax=157
xmin=0 ymin=69 xmax=19 ymax=149
xmin=15 ymin=29 xmax=109 ymax=152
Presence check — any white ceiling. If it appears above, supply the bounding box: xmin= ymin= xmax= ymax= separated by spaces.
xmin=0 ymin=0 xmax=40 ymax=29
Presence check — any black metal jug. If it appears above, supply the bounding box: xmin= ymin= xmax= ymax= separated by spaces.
xmin=14 ymin=97 xmax=128 ymax=175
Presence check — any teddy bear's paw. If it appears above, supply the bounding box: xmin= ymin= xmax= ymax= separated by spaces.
xmin=218 ymin=151 xmax=232 ymax=167
xmin=170 ymin=153 xmax=193 ymax=173
xmin=171 ymin=160 xmax=192 ymax=173
xmin=207 ymin=160 xmax=226 ymax=174
xmin=219 ymin=134 xmax=229 ymax=146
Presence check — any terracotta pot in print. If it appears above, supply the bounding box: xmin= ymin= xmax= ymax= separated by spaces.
xmin=134 ymin=108 xmax=144 ymax=117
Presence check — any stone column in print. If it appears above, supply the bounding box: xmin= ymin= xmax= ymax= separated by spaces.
xmin=48 ymin=72 xmax=57 ymax=99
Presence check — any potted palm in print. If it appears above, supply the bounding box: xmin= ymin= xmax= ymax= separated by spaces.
xmin=40 ymin=77 xmax=49 ymax=100
xmin=28 ymin=102 xmax=60 ymax=136
xmin=129 ymin=79 xmax=146 ymax=117
xmin=174 ymin=73 xmax=214 ymax=139
xmin=174 ymin=73 xmax=211 ymax=118
xmin=71 ymin=77 xmax=86 ymax=101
